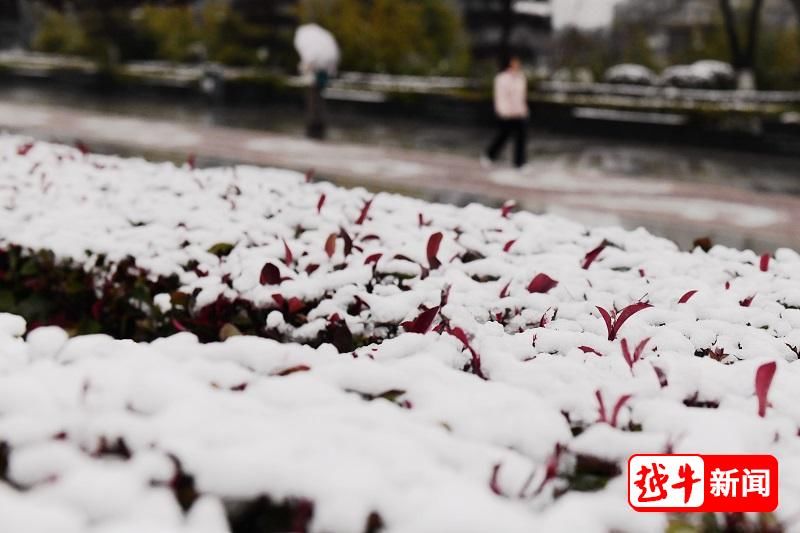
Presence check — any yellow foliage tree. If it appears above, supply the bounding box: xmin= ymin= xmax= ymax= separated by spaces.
xmin=300 ymin=0 xmax=470 ymax=75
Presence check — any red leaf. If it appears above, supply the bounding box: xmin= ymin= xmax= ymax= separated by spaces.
xmin=17 ymin=142 xmax=34 ymax=156
xmin=260 ymin=262 xmax=281 ymax=285
xmin=186 ymin=153 xmax=196 ymax=170
xmin=324 ymin=233 xmax=337 ymax=258
xmin=610 ymin=394 xmax=632 ymax=428
xmin=364 ymin=253 xmax=383 ymax=266
xmin=440 ymin=285 xmax=452 ymax=307
xmin=582 ymin=241 xmax=607 ymax=270
xmin=503 ymin=240 xmax=516 ymax=253
xmin=272 ymin=294 xmax=304 ymax=314
xmin=75 ymin=140 xmax=90 ymax=155
xmin=740 ymin=295 xmax=756 ymax=307
xmin=353 ymin=295 xmax=371 ymax=312
xmin=621 ymin=338 xmax=634 ymax=370
xmin=579 ymin=346 xmax=604 ymax=357
xmin=595 ymin=390 xmax=607 ymax=424
xmin=527 ymin=273 xmax=559 ymax=294
xmin=597 ymin=390 xmax=632 ymax=427
xmin=317 ymin=194 xmax=326 ymax=214
xmin=91 ymin=300 xmax=104 ymax=320
xmin=287 ymin=298 xmax=305 ymax=314
xmin=499 ymin=282 xmax=511 ymax=299
xmin=755 ymin=361 xmax=777 ymax=418
xmin=305 ymin=264 xmax=320 ymax=275
xmin=447 ymin=326 xmax=485 ymax=380
xmin=171 ymin=318 xmax=188 ymax=332
xmin=448 ymin=326 xmax=470 ymax=346
xmin=533 ymin=445 xmax=564 ymax=496
xmin=305 ymin=169 xmax=315 ymax=183
xmin=539 ymin=308 xmax=554 ymax=328
xmin=633 ymin=337 xmax=651 ymax=362
xmin=339 ymin=227 xmax=354 ymax=256
xmin=355 ymin=197 xmax=374 ymax=225
xmin=759 ymin=253 xmax=770 ymax=272
xmin=274 ymin=364 xmax=311 ymax=376
xmin=489 ymin=464 xmax=504 ymax=496
xmin=653 ymin=365 xmax=668 ymax=388
xmin=418 ymin=213 xmax=431 ymax=227
xmin=621 ymin=337 xmax=650 ymax=372
xmin=678 ymin=290 xmax=698 ymax=304
xmin=283 ymin=239 xmax=293 ymax=265
xmin=596 ymin=306 xmax=614 ymax=341
xmin=427 ymin=232 xmax=443 ymax=269
xmin=420 ymin=266 xmax=430 ymax=280
xmin=501 ymin=200 xmax=516 ymax=218
xmin=401 ymin=306 xmax=440 ymax=334
xmin=597 ymin=303 xmax=651 ymax=341
xmin=613 ymin=303 xmax=652 ymax=339
xmin=638 ymin=268 xmax=646 ymax=278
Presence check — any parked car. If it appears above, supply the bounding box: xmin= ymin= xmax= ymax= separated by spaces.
xmin=660 ymin=61 xmax=736 ymax=90
xmin=692 ymin=60 xmax=736 ymax=89
xmin=603 ymin=64 xmax=657 ymax=86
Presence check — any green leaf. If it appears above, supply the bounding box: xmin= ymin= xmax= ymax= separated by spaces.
xmin=207 ymin=242 xmax=235 ymax=257
xmin=19 ymin=259 xmax=38 ymax=277
xmin=0 ymin=290 xmax=16 ymax=311
xmin=219 ymin=323 xmax=242 ymax=341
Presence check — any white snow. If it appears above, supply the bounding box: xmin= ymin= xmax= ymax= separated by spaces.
xmin=0 ymin=136 xmax=799 ymax=531
xmin=514 ymin=1 xmax=553 ymax=18
xmin=604 ymin=64 xmax=657 ymax=86
xmin=552 ymin=0 xmax=624 ymax=29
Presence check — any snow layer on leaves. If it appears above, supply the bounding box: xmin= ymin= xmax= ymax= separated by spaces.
xmin=1 ymin=323 xmax=800 ymax=531
xmin=0 ymin=327 xmax=561 ymax=533
xmin=2 ymin=137 xmax=800 ymax=530
xmin=1 ymin=136 xmax=799 ymax=364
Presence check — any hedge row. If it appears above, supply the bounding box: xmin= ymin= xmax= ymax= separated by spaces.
xmin=0 ymin=244 xmax=360 ymax=351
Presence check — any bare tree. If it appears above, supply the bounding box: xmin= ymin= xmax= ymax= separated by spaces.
xmin=500 ymin=0 xmax=512 ymax=67
xmin=789 ymin=0 xmax=800 ymax=18
xmin=718 ymin=0 xmax=764 ymax=86
xmin=463 ymin=0 xmax=550 ymax=69
xmin=788 ymin=0 xmax=800 ymax=48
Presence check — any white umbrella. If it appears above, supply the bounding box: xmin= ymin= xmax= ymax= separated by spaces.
xmin=294 ymin=23 xmax=340 ymax=75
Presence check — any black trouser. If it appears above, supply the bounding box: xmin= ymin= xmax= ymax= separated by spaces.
xmin=486 ymin=118 xmax=527 ymax=168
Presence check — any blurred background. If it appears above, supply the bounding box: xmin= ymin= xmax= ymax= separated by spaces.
xmin=0 ymin=0 xmax=798 ymax=252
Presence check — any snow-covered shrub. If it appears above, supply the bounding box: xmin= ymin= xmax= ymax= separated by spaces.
xmin=603 ymin=64 xmax=657 ymax=86
xmin=660 ymin=61 xmax=736 ymax=90
xmin=0 ymin=136 xmax=799 ymax=532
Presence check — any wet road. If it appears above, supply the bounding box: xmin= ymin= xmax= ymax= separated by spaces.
xmin=0 ymin=81 xmax=798 ymax=253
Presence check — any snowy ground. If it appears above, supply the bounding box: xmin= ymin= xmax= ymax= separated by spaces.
xmin=1 ymin=137 xmax=800 ymax=532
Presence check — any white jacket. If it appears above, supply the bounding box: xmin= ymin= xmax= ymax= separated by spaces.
xmin=494 ymin=71 xmax=529 ymax=119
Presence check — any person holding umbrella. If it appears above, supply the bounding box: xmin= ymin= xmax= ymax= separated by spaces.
xmin=294 ymin=24 xmax=340 ymax=140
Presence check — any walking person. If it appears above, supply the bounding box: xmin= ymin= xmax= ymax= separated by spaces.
xmin=294 ymin=24 xmax=340 ymax=140
xmin=483 ymin=57 xmax=529 ymax=169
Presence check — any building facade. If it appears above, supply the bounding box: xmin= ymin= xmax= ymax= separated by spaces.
xmin=455 ymin=0 xmax=553 ymax=67
xmin=612 ymin=0 xmax=797 ymax=65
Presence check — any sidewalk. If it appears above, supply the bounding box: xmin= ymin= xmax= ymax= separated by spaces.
xmin=1 ymin=99 xmax=798 ymax=253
